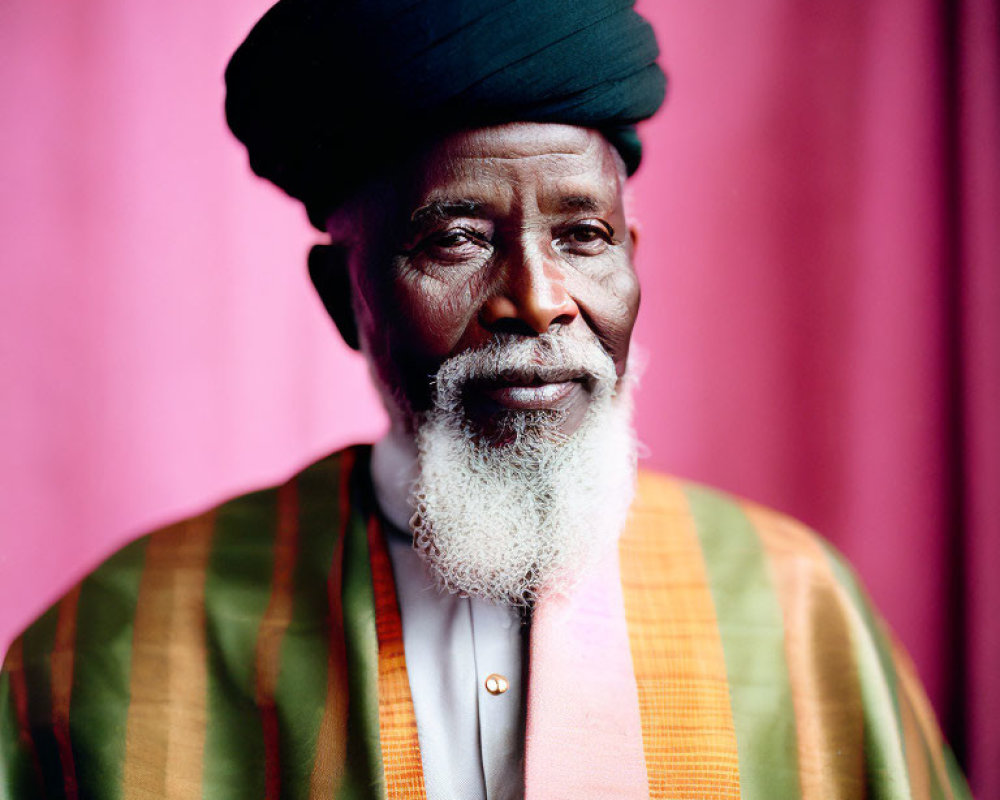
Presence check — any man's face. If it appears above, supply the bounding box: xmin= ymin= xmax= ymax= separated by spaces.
xmin=322 ymin=123 xmax=642 ymax=602
xmin=334 ymin=122 xmax=640 ymax=438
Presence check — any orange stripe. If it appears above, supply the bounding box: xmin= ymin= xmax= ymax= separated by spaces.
xmin=4 ymin=638 xmax=47 ymax=788
xmin=308 ymin=453 xmax=353 ymax=797
xmin=50 ymin=584 xmax=81 ymax=800
xmin=123 ymin=512 xmax=215 ymax=799
xmin=367 ymin=515 xmax=426 ymax=799
xmin=619 ymin=473 xmax=740 ymax=799
xmin=254 ymin=480 xmax=300 ymax=800
xmin=898 ymin=677 xmax=932 ymax=800
xmin=894 ymin=642 xmax=955 ymax=800
xmin=744 ymin=502 xmax=866 ymax=799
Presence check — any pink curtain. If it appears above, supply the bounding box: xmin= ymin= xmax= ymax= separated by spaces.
xmin=1 ymin=1 xmax=996 ymax=793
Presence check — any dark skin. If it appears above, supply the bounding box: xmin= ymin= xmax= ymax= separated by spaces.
xmin=312 ymin=123 xmax=641 ymax=440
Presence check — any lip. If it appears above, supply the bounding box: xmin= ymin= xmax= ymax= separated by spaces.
xmin=477 ymin=379 xmax=582 ymax=411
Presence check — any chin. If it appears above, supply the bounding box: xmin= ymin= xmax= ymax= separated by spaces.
xmin=406 ymin=332 xmax=638 ymax=607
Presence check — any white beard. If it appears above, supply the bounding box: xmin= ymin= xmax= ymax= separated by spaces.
xmin=407 ymin=332 xmax=637 ymax=607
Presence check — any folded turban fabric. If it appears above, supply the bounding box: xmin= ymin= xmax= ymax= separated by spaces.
xmin=225 ymin=0 xmax=667 ymax=230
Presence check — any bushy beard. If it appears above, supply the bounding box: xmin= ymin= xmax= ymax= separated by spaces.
xmin=408 ymin=332 xmax=637 ymax=608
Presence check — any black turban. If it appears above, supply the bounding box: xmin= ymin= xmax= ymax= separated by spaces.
xmin=225 ymin=0 xmax=667 ymax=230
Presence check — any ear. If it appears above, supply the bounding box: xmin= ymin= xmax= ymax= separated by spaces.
xmin=628 ymin=222 xmax=640 ymax=255
xmin=308 ymin=243 xmax=360 ymax=351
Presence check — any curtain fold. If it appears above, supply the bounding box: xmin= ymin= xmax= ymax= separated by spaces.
xmin=957 ymin=0 xmax=1000 ymax=795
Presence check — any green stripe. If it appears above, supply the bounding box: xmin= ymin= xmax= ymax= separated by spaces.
xmin=684 ymin=485 xmax=801 ymax=799
xmin=203 ymin=488 xmax=279 ymax=799
xmin=822 ymin=544 xmax=911 ymax=799
xmin=823 ymin=546 xmax=903 ymax=725
xmin=70 ymin=537 xmax=148 ymax=800
xmin=943 ymin=743 xmax=973 ymax=799
xmin=0 ymin=656 xmax=43 ymax=799
xmin=275 ymin=457 xmax=345 ymax=799
xmin=0 ymin=667 xmax=19 ymax=796
xmin=20 ymin=602 xmax=63 ymax=799
xmin=337 ymin=459 xmax=384 ymax=800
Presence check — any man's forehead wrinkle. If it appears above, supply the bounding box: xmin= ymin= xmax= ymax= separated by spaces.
xmin=427 ymin=154 xmax=592 ymax=187
xmin=401 ymin=125 xmax=625 ymax=228
xmin=463 ymin=150 xmax=592 ymax=163
xmin=414 ymin=167 xmax=615 ymax=207
xmin=442 ymin=122 xmax=596 ymax=157
xmin=426 ymin=125 xmax=608 ymax=174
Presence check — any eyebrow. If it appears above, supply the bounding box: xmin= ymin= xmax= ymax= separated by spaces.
xmin=557 ymin=195 xmax=604 ymax=214
xmin=407 ymin=193 xmax=608 ymax=228
xmin=409 ymin=199 xmax=486 ymax=227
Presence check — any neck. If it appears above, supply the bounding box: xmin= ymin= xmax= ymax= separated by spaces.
xmin=371 ymin=426 xmax=419 ymax=533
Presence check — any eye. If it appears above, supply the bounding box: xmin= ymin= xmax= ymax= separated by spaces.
xmin=432 ymin=231 xmax=470 ymax=248
xmin=410 ymin=227 xmax=492 ymax=265
xmin=569 ymin=227 xmax=603 ymax=244
xmin=555 ymin=222 xmax=614 ymax=256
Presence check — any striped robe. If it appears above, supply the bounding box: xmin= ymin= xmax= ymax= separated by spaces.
xmin=0 ymin=445 xmax=971 ymax=799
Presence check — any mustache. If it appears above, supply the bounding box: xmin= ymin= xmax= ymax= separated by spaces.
xmin=433 ymin=332 xmax=617 ymax=390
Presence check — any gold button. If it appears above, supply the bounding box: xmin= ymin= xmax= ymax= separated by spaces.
xmin=484 ymin=673 xmax=509 ymax=695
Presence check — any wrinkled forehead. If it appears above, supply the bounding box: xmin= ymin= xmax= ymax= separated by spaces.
xmin=327 ymin=123 xmax=629 ymax=237
xmin=406 ymin=123 xmax=627 ymax=210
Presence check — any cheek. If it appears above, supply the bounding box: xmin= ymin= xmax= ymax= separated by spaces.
xmin=568 ymin=262 xmax=640 ymax=366
xmin=389 ymin=266 xmax=487 ymax=356
xmin=606 ymin=266 xmax=641 ymax=324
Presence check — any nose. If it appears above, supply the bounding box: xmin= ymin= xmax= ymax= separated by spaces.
xmin=479 ymin=246 xmax=579 ymax=335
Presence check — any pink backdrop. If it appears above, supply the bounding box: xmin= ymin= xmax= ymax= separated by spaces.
xmin=2 ymin=1 xmax=997 ymax=794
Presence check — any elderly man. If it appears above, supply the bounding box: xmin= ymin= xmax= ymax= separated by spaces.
xmin=0 ymin=1 xmax=969 ymax=798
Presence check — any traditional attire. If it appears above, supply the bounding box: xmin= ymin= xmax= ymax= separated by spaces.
xmin=0 ymin=446 xmax=970 ymax=799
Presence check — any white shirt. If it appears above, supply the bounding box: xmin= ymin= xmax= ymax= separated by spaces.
xmin=372 ymin=433 xmax=527 ymax=800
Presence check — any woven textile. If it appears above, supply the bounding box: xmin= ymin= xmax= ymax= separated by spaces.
xmin=367 ymin=515 xmax=426 ymax=799
xmin=620 ymin=474 xmax=742 ymax=798
xmin=0 ymin=446 xmax=972 ymax=798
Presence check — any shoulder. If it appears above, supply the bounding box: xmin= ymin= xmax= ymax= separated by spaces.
xmin=624 ymin=469 xmax=887 ymax=722
xmin=2 ymin=445 xmax=361 ymax=672
xmin=623 ymin=468 xmax=971 ymax=799
xmin=628 ymin=467 xmax=843 ymax=580
xmin=626 ymin=467 xmax=881 ymax=641
xmin=0 ymin=445 xmax=367 ymax=798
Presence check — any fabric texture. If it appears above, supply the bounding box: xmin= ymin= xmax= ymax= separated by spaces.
xmin=224 ymin=0 xmax=667 ymax=228
xmin=0 ymin=446 xmax=971 ymax=798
